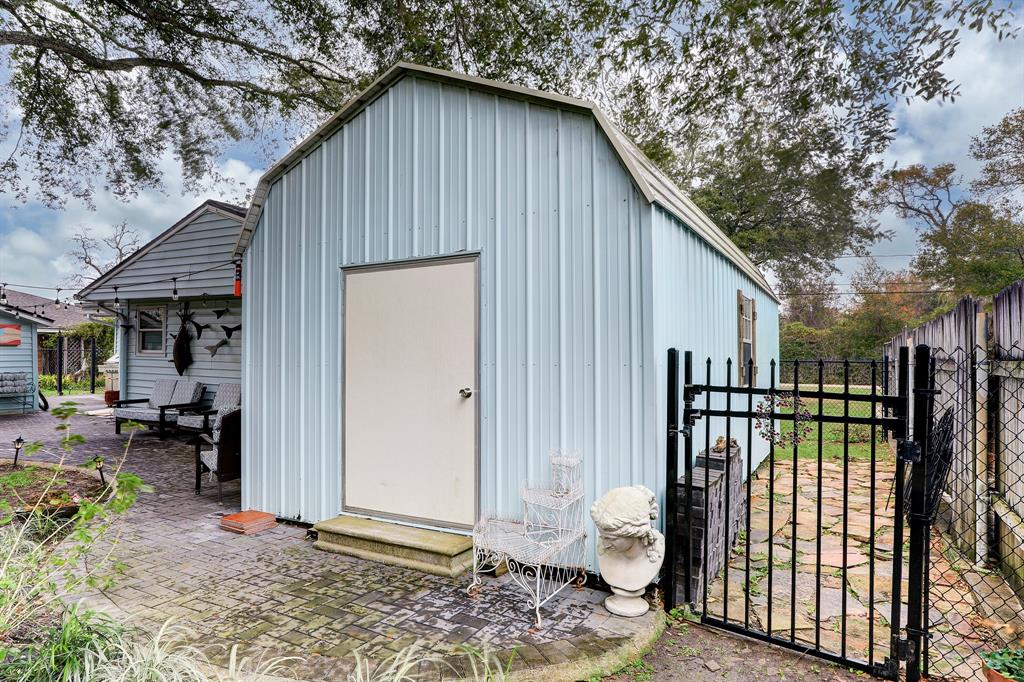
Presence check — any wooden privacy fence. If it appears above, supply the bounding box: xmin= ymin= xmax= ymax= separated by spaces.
xmin=884 ymin=280 xmax=1024 ymax=595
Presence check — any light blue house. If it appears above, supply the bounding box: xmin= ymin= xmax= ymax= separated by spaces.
xmin=77 ymin=200 xmax=245 ymax=403
xmin=0 ymin=306 xmax=50 ymax=414
xmin=233 ymin=63 xmax=780 ymax=569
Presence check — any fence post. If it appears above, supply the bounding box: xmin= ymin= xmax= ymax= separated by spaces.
xmin=56 ymin=333 xmax=64 ymax=396
xmin=89 ymin=337 xmax=97 ymax=394
xmin=664 ymin=348 xmax=679 ymax=612
xmin=905 ymin=344 xmax=933 ymax=682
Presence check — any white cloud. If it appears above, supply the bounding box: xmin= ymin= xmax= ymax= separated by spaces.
xmin=0 ymin=153 xmax=261 ymax=292
xmin=838 ymin=26 xmax=1024 ymax=282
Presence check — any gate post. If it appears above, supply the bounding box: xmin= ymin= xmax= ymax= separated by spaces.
xmin=886 ymin=346 xmax=910 ymax=679
xmin=905 ymin=344 xmax=934 ymax=682
xmin=664 ymin=348 xmax=679 ymax=611
xmin=681 ymin=350 xmax=694 ymax=607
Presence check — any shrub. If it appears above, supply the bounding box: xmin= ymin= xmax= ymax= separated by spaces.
xmin=982 ymin=647 xmax=1024 ymax=681
xmin=0 ymin=403 xmax=149 ymax=649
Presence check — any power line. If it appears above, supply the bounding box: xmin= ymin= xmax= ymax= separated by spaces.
xmin=833 ymin=253 xmax=920 ymax=259
xmin=783 ymin=289 xmax=955 ymax=296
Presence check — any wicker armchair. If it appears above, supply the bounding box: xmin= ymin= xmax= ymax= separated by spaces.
xmin=195 ymin=408 xmax=241 ymax=503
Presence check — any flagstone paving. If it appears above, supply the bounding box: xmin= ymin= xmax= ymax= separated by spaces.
xmin=702 ymin=452 xmax=1004 ymax=680
xmin=1 ymin=405 xmax=660 ymax=681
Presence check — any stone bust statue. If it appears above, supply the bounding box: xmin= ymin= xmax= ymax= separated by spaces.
xmin=590 ymin=485 xmax=665 ymax=617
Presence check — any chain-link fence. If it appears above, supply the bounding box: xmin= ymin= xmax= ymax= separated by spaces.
xmin=883 ymin=282 xmax=1024 ymax=680
xmin=38 ymin=342 xmax=102 ymax=394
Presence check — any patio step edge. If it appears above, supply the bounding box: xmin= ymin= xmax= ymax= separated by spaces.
xmin=313 ymin=516 xmax=473 ymax=578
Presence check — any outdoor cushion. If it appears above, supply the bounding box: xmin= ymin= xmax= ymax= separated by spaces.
xmin=176 ymin=413 xmax=208 ymax=430
xmin=200 ymin=448 xmax=219 ymax=475
xmin=112 ymin=407 xmax=180 ymax=423
xmin=179 ymin=404 xmax=238 ymax=431
xmin=169 ymin=380 xmax=203 ymax=406
xmin=147 ymin=379 xmax=177 ymax=409
xmin=0 ymin=373 xmax=31 ymax=395
xmin=211 ymin=382 xmax=241 ymax=410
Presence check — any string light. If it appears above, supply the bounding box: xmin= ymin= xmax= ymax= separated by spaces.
xmin=0 ymin=258 xmax=239 ymax=299
xmin=172 ymin=277 xmax=179 ymax=301
xmin=113 ymin=286 xmax=120 ymax=308
xmin=54 ymin=288 xmax=60 ymax=305
xmin=0 ymin=284 xmax=6 ymax=306
xmin=233 ymin=261 xmax=242 ymax=297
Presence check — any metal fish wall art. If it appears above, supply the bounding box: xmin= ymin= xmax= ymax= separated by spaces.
xmin=205 ymin=338 xmax=229 ymax=357
xmin=190 ymin=320 xmax=210 ymax=339
xmin=172 ymin=305 xmax=194 ymax=376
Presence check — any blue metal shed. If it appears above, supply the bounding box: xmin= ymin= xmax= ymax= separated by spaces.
xmin=233 ymin=63 xmax=780 ymax=569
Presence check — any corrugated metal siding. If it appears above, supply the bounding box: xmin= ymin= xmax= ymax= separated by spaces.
xmin=89 ymin=211 xmax=242 ymax=301
xmin=243 ymin=75 xmax=656 ymax=566
xmin=0 ymin=313 xmax=37 ymax=414
xmin=120 ymin=299 xmax=241 ymax=401
xmin=651 ymin=205 xmax=781 ymax=494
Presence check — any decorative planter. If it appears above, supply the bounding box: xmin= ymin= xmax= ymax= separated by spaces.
xmin=104 ymin=389 xmax=119 ymax=407
xmin=985 ymin=664 xmax=1019 ymax=682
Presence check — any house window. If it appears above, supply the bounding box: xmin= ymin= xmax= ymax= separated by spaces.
xmin=737 ymin=291 xmax=757 ymax=386
xmin=137 ymin=307 xmax=166 ymax=354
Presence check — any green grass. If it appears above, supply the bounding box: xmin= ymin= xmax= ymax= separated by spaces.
xmin=771 ymin=388 xmax=894 ymax=463
xmin=38 ymin=374 xmax=105 ymax=397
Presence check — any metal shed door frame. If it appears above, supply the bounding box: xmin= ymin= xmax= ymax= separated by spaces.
xmin=339 ymin=252 xmax=481 ymax=530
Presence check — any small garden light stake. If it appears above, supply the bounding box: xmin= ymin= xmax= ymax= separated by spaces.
xmin=13 ymin=435 xmax=25 ymax=466
xmin=92 ymin=455 xmax=106 ymax=487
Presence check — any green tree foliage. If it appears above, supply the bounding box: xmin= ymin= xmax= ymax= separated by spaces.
xmin=872 ymin=163 xmax=1024 ymax=297
xmin=779 ymin=321 xmax=836 ymax=361
xmin=971 ymin=107 xmax=1024 ymax=198
xmin=41 ymin=321 xmax=114 ymax=360
xmin=0 ymin=1 xmax=1015 ymax=272
xmin=914 ymin=202 xmax=1024 ymax=297
xmin=688 ymin=131 xmax=885 ymax=273
xmin=778 ymin=270 xmax=840 ymax=329
xmin=779 ymin=263 xmax=943 ymax=360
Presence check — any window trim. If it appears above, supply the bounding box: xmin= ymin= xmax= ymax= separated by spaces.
xmin=737 ymin=290 xmax=757 ymax=386
xmin=136 ymin=305 xmax=167 ymax=355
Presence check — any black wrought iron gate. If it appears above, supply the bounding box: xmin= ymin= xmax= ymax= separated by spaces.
xmin=663 ymin=345 xmax=942 ymax=681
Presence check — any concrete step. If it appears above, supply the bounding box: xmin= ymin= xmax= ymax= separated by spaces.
xmin=312 ymin=515 xmax=474 ymax=578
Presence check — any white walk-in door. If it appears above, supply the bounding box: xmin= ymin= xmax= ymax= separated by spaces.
xmin=343 ymin=257 xmax=478 ymax=528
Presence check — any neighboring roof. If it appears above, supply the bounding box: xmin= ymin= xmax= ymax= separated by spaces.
xmin=0 ymin=302 xmax=54 ymax=327
xmin=77 ymin=199 xmax=245 ymax=300
xmin=232 ymin=62 xmax=777 ymax=302
xmin=2 ymin=289 xmax=89 ymax=331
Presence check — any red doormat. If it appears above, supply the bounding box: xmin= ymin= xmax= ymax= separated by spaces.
xmin=220 ymin=510 xmax=277 ymax=535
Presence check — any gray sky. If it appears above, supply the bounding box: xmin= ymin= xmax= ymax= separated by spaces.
xmin=0 ymin=26 xmax=1021 ymax=295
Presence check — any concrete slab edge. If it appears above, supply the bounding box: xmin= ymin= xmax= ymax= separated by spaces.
xmin=506 ymin=609 xmax=667 ymax=682
xmin=312 ymin=539 xmax=472 ymax=578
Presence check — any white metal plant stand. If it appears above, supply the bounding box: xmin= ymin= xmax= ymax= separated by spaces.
xmin=469 ymin=452 xmax=586 ymax=627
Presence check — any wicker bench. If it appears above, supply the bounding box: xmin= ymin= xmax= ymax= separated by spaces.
xmin=0 ymin=372 xmax=36 ymax=413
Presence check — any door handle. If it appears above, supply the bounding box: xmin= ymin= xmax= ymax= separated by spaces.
xmin=459 ymin=387 xmax=473 ymax=398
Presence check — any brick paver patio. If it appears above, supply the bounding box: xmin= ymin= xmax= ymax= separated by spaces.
xmin=1 ymin=403 xmax=660 ymax=681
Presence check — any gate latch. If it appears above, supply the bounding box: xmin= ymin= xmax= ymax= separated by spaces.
xmin=897 ymin=637 xmax=918 ymax=663
xmin=897 ymin=440 xmax=921 ymax=463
